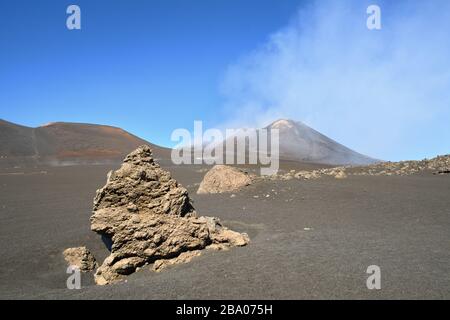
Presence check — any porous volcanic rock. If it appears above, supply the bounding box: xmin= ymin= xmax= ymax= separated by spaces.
xmin=91 ymin=146 xmax=249 ymax=285
xmin=197 ymin=165 xmax=253 ymax=194
xmin=63 ymin=247 xmax=97 ymax=272
xmin=93 ymin=146 xmax=195 ymax=216
xmin=153 ymin=250 xmax=202 ymax=272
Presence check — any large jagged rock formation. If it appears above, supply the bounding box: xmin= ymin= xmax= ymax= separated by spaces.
xmin=91 ymin=146 xmax=249 ymax=285
xmin=197 ymin=165 xmax=253 ymax=194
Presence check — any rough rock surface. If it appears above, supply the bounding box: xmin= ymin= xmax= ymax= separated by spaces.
xmin=63 ymin=247 xmax=97 ymax=272
xmin=93 ymin=146 xmax=195 ymax=216
xmin=197 ymin=165 xmax=253 ymax=194
xmin=91 ymin=146 xmax=249 ymax=285
xmin=153 ymin=250 xmax=202 ymax=272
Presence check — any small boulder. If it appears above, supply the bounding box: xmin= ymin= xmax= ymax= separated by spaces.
xmin=197 ymin=165 xmax=252 ymax=194
xmin=63 ymin=247 xmax=97 ymax=272
xmin=334 ymin=171 xmax=347 ymax=179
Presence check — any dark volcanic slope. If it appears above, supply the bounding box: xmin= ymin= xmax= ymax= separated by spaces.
xmin=266 ymin=119 xmax=377 ymax=165
xmin=0 ymin=119 xmax=36 ymax=157
xmin=0 ymin=164 xmax=449 ymax=299
xmin=0 ymin=119 xmax=170 ymax=168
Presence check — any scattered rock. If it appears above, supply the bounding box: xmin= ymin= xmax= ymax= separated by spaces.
xmin=63 ymin=247 xmax=97 ymax=272
xmin=294 ymin=170 xmax=320 ymax=180
xmin=352 ymin=155 xmax=450 ymax=177
xmin=91 ymin=146 xmax=249 ymax=285
xmin=334 ymin=171 xmax=347 ymax=179
xmin=206 ymin=224 xmax=249 ymax=247
xmin=265 ymin=154 xmax=450 ymax=182
xmin=197 ymin=165 xmax=253 ymax=194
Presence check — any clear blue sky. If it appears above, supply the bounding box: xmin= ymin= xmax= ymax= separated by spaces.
xmin=1 ymin=0 xmax=449 ymax=161
xmin=0 ymin=0 xmax=301 ymax=144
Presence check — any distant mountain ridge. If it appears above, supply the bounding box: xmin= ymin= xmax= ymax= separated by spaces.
xmin=1 ymin=118 xmax=377 ymax=169
xmin=0 ymin=119 xmax=169 ymax=168
xmin=265 ymin=119 xmax=378 ymax=165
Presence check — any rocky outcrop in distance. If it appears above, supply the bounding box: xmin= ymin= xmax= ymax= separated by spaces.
xmin=269 ymin=155 xmax=450 ymax=181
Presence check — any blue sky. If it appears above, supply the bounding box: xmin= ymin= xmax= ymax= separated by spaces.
xmin=0 ymin=0 xmax=300 ymax=142
xmin=1 ymin=0 xmax=449 ymax=161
